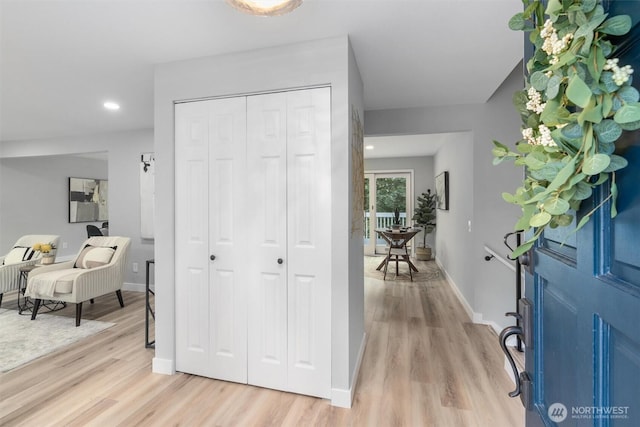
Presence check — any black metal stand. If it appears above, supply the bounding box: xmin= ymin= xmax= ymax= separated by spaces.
xmin=145 ymin=259 xmax=155 ymax=348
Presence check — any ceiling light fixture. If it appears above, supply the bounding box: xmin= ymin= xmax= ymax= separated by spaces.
xmin=365 ymin=145 xmax=375 ymax=150
xmin=226 ymin=0 xmax=302 ymax=16
xmin=103 ymin=101 xmax=120 ymax=111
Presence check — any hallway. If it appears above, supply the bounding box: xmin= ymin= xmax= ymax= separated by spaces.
xmin=357 ymin=256 xmax=523 ymax=425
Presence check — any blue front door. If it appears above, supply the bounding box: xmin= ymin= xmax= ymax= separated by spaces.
xmin=525 ymin=1 xmax=640 ymax=425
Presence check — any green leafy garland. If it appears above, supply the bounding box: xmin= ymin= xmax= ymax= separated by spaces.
xmin=494 ymin=0 xmax=640 ymax=257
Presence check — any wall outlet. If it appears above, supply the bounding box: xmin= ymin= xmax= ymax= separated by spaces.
xmin=62 ymin=242 xmax=68 ymax=249
xmin=133 ymin=262 xmax=139 ymax=273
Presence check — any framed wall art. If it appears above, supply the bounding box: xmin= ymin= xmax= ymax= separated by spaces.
xmin=435 ymin=171 xmax=449 ymax=210
xmin=69 ymin=177 xmax=108 ymax=223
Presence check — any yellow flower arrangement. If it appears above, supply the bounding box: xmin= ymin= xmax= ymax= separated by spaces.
xmin=33 ymin=243 xmax=55 ymax=254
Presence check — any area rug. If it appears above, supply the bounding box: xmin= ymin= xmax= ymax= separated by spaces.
xmin=364 ymin=255 xmax=442 ymax=281
xmin=0 ymin=308 xmax=114 ymax=372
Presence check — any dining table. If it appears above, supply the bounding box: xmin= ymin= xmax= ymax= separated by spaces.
xmin=374 ymin=228 xmax=420 ymax=279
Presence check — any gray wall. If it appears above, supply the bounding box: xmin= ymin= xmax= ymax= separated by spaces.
xmin=0 ymin=129 xmax=155 ymax=288
xmin=433 ymin=132 xmax=474 ymax=304
xmin=154 ymin=36 xmax=364 ymax=405
xmin=472 ymin=64 xmax=526 ymax=330
xmin=364 ymin=156 xmax=436 ymax=251
xmin=365 ymin=63 xmax=524 ymax=332
xmin=0 ymin=155 xmax=107 ymax=257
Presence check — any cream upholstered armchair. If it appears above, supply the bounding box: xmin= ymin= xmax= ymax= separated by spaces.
xmin=0 ymin=234 xmax=60 ymax=308
xmin=26 ymin=236 xmax=130 ymax=326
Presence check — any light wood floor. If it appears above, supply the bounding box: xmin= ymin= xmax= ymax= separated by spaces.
xmin=0 ymin=258 xmax=523 ymax=426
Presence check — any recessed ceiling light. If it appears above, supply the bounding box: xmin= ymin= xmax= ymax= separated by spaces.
xmin=226 ymin=0 xmax=302 ymax=16
xmin=103 ymin=101 xmax=120 ymax=111
xmin=365 ymin=145 xmax=375 ymax=150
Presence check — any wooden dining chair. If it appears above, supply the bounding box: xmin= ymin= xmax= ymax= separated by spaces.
xmin=383 ymin=232 xmax=413 ymax=281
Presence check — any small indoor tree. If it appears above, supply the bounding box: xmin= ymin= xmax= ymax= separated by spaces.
xmin=412 ymin=189 xmax=436 ymax=260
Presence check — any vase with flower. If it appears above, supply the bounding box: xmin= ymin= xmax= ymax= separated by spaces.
xmin=33 ymin=242 xmax=56 ymax=265
xmin=391 ymin=207 xmax=402 ymax=230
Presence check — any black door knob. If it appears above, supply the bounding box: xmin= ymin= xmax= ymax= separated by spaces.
xmin=210 ymin=255 xmax=216 ymax=261
xmin=277 ymin=258 xmax=283 ymax=264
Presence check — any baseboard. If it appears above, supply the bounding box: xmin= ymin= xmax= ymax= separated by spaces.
xmin=434 ymin=258 xmax=511 ymax=334
xmin=504 ymin=355 xmax=516 ymax=384
xmin=504 ymin=343 xmax=525 ymax=384
xmin=330 ymin=387 xmax=351 ymax=408
xmin=472 ymin=312 xmax=484 ymax=324
xmin=331 ymin=332 xmax=367 ymax=408
xmin=122 ymin=282 xmax=154 ymax=293
xmin=434 ymin=257 xmax=475 ymax=323
xmin=483 ymin=320 xmax=504 ymax=336
xmin=152 ymin=357 xmax=175 ymax=375
xmin=122 ymin=282 xmax=143 ymax=292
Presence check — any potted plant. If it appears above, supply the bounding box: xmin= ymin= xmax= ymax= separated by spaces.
xmin=412 ymin=189 xmax=436 ymax=260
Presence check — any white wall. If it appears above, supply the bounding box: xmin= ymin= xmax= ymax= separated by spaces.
xmin=154 ymin=36 xmax=365 ymax=405
xmin=0 ymin=129 xmax=155 ymax=287
xmin=365 ymin=63 xmax=524 ymax=332
xmin=364 ymin=156 xmax=435 ymax=251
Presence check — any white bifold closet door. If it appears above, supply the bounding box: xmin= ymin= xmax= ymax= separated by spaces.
xmin=175 ymin=87 xmax=331 ymax=399
xmin=175 ymin=96 xmax=248 ymax=383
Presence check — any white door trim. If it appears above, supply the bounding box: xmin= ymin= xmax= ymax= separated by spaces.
xmin=364 ymin=169 xmax=415 ymax=255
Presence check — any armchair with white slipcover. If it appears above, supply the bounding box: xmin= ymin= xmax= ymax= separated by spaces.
xmin=26 ymin=236 xmax=130 ymax=326
xmin=0 ymin=234 xmax=60 ymax=308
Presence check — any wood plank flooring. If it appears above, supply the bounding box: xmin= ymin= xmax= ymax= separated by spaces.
xmin=0 ymin=258 xmax=523 ymax=426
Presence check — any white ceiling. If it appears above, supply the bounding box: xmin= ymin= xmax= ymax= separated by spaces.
xmin=0 ymin=0 xmax=522 ymax=144
xmin=364 ymin=133 xmax=443 ymax=159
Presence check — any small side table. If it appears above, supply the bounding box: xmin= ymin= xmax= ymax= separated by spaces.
xmin=17 ymin=264 xmax=66 ymax=315
xmin=145 ymin=259 xmax=155 ymax=348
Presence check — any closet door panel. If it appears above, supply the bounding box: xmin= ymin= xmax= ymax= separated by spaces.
xmin=247 ymin=92 xmax=288 ymax=390
xmin=175 ymin=102 xmax=212 ymax=377
xmin=176 ymin=88 xmax=331 ymax=398
xmin=208 ymin=97 xmax=248 ymax=383
xmin=286 ymin=88 xmax=331 ymax=398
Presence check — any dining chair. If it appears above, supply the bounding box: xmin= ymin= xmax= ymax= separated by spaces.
xmin=383 ymin=231 xmax=414 ymax=281
xmin=86 ymin=224 xmax=103 ymax=237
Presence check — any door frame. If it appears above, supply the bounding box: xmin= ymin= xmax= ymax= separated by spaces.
xmin=364 ymin=169 xmax=414 ymax=256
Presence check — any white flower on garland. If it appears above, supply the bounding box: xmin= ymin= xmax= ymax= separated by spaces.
xmin=540 ymin=19 xmax=573 ymax=64
xmin=603 ymin=58 xmax=634 ymax=86
xmin=526 ymin=87 xmax=546 ymax=114
xmin=522 ymin=125 xmax=556 ymax=147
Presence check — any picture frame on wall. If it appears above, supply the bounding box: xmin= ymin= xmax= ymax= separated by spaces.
xmin=69 ymin=177 xmax=109 ymax=223
xmin=435 ymin=171 xmax=449 ymax=210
